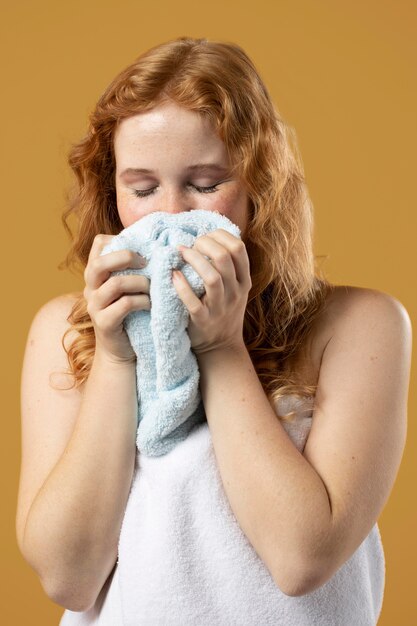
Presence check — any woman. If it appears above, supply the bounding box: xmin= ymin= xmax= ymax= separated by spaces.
xmin=17 ymin=37 xmax=411 ymax=624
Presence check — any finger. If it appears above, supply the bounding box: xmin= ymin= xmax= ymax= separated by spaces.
xmin=89 ymin=234 xmax=116 ymax=263
xmin=172 ymin=270 xmax=206 ymax=316
xmin=87 ymin=249 xmax=145 ymax=290
xmin=84 ymin=234 xmax=115 ymax=287
xmin=94 ymin=292 xmax=151 ymax=332
xmin=192 ymin=236 xmax=237 ymax=289
xmin=93 ymin=274 xmax=150 ymax=311
xmin=178 ymin=246 xmax=225 ymax=308
xmin=203 ymin=230 xmax=251 ymax=287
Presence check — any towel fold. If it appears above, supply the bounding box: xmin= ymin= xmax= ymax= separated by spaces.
xmin=100 ymin=209 xmax=241 ymax=457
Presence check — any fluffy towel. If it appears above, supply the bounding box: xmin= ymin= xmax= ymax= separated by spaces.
xmin=100 ymin=209 xmax=241 ymax=457
xmin=116 ymin=415 xmax=385 ymax=626
xmin=58 ymin=395 xmax=385 ymax=625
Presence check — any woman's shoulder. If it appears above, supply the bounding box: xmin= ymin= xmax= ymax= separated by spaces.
xmin=30 ymin=291 xmax=83 ymax=343
xmin=36 ymin=291 xmax=82 ymax=305
xmin=315 ymin=284 xmax=410 ymax=338
xmin=298 ymin=285 xmax=410 ymax=389
xmin=37 ymin=291 xmax=83 ymax=315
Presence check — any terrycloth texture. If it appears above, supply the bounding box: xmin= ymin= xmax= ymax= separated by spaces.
xmin=59 ymin=395 xmax=385 ymax=626
xmin=99 ymin=209 xmax=241 ymax=457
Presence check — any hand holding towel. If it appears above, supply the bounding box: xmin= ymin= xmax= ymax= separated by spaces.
xmin=100 ymin=209 xmax=241 ymax=457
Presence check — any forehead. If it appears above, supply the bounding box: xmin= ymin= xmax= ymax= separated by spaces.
xmin=113 ymin=104 xmax=228 ymax=172
xmin=114 ymin=103 xmax=219 ymax=145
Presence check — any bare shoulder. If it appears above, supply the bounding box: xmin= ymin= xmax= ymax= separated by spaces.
xmin=32 ymin=290 xmax=83 ymax=348
xmin=310 ymin=283 xmax=412 ymax=435
xmin=320 ymin=284 xmax=410 ymax=327
xmin=297 ymin=285 xmax=412 ymax=390
xmin=311 ymin=284 xmax=412 ymax=361
xmin=30 ymin=291 xmax=82 ymax=328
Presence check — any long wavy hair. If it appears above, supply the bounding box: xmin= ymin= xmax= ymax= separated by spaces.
xmin=56 ymin=36 xmax=333 ymax=423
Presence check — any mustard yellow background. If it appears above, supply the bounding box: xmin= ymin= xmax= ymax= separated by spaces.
xmin=3 ymin=0 xmax=416 ymax=623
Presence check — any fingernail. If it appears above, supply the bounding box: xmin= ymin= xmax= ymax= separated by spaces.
xmin=136 ymin=254 xmax=147 ymax=267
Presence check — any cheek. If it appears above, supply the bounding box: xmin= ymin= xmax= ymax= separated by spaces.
xmin=215 ymin=187 xmax=249 ymax=224
xmin=116 ymin=189 xmax=146 ymax=229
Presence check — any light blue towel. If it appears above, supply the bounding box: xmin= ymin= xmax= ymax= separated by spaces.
xmin=100 ymin=209 xmax=241 ymax=457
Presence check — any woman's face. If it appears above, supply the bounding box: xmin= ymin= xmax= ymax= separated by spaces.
xmin=113 ymin=101 xmax=250 ymax=237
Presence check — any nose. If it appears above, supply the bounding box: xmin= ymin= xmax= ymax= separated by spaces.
xmin=159 ymin=185 xmax=196 ymax=214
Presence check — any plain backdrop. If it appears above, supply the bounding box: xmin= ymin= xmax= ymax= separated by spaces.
xmin=2 ymin=1 xmax=416 ymax=624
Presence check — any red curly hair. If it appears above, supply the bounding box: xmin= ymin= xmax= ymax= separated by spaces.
xmin=56 ymin=36 xmax=333 ymax=423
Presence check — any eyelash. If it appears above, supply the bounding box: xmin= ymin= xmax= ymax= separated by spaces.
xmin=132 ymin=184 xmax=220 ymax=198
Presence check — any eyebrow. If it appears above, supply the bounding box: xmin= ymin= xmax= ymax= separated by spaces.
xmin=119 ymin=163 xmax=230 ymax=178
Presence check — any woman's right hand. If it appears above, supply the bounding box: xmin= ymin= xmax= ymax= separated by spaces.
xmin=83 ymin=234 xmax=150 ymax=365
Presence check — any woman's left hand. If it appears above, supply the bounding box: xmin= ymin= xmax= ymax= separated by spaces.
xmin=172 ymin=229 xmax=252 ymax=356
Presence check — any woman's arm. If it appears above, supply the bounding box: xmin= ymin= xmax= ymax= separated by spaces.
xmin=197 ymin=287 xmax=411 ymax=597
xmin=17 ymin=297 xmax=138 ymax=612
xmin=18 ymin=239 xmax=149 ymax=612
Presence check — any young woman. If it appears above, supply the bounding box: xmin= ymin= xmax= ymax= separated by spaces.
xmin=17 ymin=37 xmax=411 ymax=625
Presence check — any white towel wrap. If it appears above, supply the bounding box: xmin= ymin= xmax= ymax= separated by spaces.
xmin=60 ymin=394 xmax=385 ymax=625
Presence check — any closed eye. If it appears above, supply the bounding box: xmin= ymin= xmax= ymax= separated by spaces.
xmin=131 ymin=183 xmax=221 ymax=198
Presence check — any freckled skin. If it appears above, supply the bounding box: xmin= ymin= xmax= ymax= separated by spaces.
xmin=113 ymin=101 xmax=250 ymax=236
